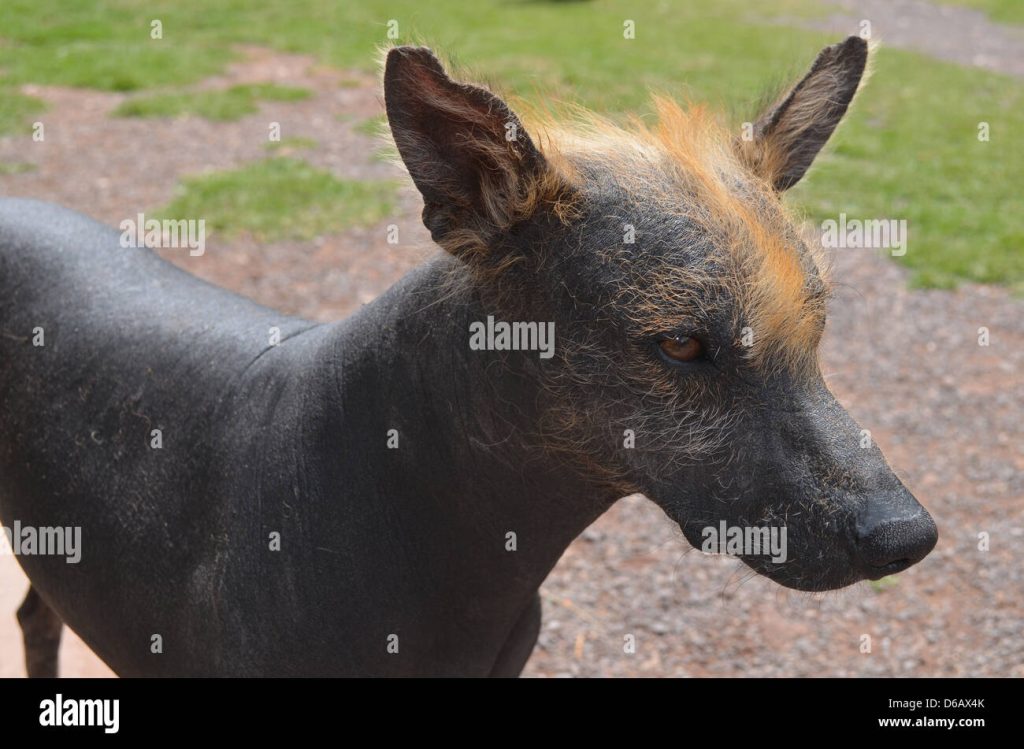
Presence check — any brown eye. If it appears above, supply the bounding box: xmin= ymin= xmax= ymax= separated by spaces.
xmin=659 ymin=336 xmax=703 ymax=363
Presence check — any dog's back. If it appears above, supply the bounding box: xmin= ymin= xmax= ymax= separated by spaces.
xmin=0 ymin=199 xmax=323 ymax=674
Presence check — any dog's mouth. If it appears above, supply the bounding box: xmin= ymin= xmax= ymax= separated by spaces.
xmin=736 ymin=552 xmax=864 ymax=592
xmin=671 ymin=486 xmax=937 ymax=592
xmin=676 ymin=517 xmax=869 ymax=592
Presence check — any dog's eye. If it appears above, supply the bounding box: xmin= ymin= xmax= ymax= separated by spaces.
xmin=658 ymin=336 xmax=703 ymax=363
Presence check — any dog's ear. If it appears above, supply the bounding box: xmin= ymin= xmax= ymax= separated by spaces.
xmin=739 ymin=36 xmax=868 ymax=191
xmin=384 ymin=46 xmax=551 ymax=253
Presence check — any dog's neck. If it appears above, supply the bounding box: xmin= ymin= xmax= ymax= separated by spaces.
xmin=317 ymin=256 xmax=621 ymax=603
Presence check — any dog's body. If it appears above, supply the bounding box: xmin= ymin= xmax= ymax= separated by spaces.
xmin=0 ymin=198 xmax=589 ymax=676
xmin=1 ymin=39 xmax=937 ymax=677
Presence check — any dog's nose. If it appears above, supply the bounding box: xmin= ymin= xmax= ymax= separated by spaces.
xmin=855 ymin=494 xmax=938 ymax=578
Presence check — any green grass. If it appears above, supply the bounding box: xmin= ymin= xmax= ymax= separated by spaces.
xmin=355 ymin=114 xmax=396 ymax=163
xmin=0 ymin=161 xmax=36 ymax=174
xmin=114 ymin=83 xmax=311 ymax=121
xmin=936 ymin=0 xmax=1024 ymax=24
xmin=0 ymin=1 xmax=833 ymax=113
xmin=0 ymin=0 xmax=235 ymax=91
xmin=868 ymin=576 xmax=900 ymax=593
xmin=0 ymin=0 xmax=1021 ymax=286
xmin=264 ymin=136 xmax=318 ymax=153
xmin=156 ymin=157 xmax=396 ymax=241
xmin=354 ymin=115 xmax=386 ymax=137
xmin=371 ymin=146 xmax=397 ymax=163
xmin=790 ymin=50 xmax=1024 ymax=289
xmin=0 ymin=87 xmax=45 ymax=135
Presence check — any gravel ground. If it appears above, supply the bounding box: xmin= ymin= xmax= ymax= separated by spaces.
xmin=0 ymin=20 xmax=1021 ymax=677
xmin=809 ymin=0 xmax=1024 ymax=77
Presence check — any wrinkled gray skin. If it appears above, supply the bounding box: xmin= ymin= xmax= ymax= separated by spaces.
xmin=0 ymin=38 xmax=935 ymax=677
xmin=0 ymin=200 xmax=592 ymax=676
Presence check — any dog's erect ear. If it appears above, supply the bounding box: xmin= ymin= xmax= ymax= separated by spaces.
xmin=739 ymin=36 xmax=868 ymax=191
xmin=384 ymin=46 xmax=549 ymax=251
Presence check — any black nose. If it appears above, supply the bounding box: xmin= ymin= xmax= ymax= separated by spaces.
xmin=855 ymin=495 xmax=938 ymax=578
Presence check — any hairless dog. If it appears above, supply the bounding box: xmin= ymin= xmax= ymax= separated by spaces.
xmin=0 ymin=38 xmax=935 ymax=677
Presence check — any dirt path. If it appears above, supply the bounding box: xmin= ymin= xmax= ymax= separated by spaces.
xmin=806 ymin=0 xmax=1024 ymax=77
xmin=1 ymin=41 xmax=1021 ymax=678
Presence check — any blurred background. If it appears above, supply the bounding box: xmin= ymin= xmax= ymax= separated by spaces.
xmin=0 ymin=0 xmax=1021 ymax=677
